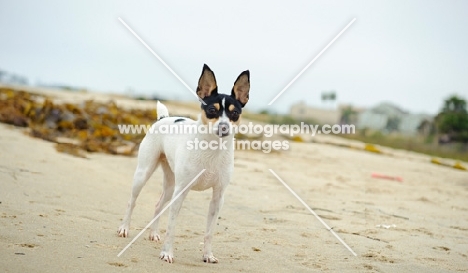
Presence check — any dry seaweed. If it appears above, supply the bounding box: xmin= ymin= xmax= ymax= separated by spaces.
xmin=55 ymin=143 xmax=87 ymax=158
xmin=0 ymin=88 xmax=156 ymax=157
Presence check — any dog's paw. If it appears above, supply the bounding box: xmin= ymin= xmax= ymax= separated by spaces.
xmin=117 ymin=224 xmax=129 ymax=237
xmin=159 ymin=251 xmax=174 ymax=263
xmin=149 ymin=231 xmax=161 ymax=242
xmin=203 ymin=254 xmax=219 ymax=263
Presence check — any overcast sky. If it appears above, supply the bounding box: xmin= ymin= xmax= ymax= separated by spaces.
xmin=1 ymin=0 xmax=468 ymax=114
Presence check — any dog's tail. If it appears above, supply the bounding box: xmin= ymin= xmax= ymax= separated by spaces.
xmin=156 ymin=101 xmax=169 ymax=121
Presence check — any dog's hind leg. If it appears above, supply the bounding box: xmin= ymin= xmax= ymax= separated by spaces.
xmin=118 ymin=139 xmax=160 ymax=238
xmin=149 ymin=161 xmax=175 ymax=242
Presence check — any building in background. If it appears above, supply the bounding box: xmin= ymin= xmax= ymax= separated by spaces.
xmin=356 ymin=102 xmax=433 ymax=135
xmin=290 ymin=101 xmax=433 ymax=136
xmin=290 ymin=101 xmax=341 ymax=124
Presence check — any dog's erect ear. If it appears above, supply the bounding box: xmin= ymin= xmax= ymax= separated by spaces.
xmin=196 ymin=64 xmax=218 ymax=100
xmin=231 ymin=70 xmax=250 ymax=107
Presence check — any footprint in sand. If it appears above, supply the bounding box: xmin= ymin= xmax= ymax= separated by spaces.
xmin=17 ymin=243 xmax=38 ymax=248
xmin=317 ymin=214 xmax=341 ymax=220
xmin=108 ymin=262 xmax=128 ymax=267
xmin=432 ymin=246 xmax=450 ymax=251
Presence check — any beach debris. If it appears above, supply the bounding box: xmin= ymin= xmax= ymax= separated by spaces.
xmin=431 ymin=157 xmax=467 ymax=171
xmin=55 ymin=143 xmax=87 ymax=158
xmin=291 ymin=135 xmax=304 ymax=142
xmin=377 ymin=209 xmax=409 ymax=220
xmin=0 ymin=87 xmax=157 ymax=157
xmin=376 ymin=224 xmax=396 ymax=229
xmin=364 ymin=144 xmax=382 ymax=154
xmin=316 ymin=140 xmax=390 ymax=156
xmin=349 ymin=232 xmax=389 ymax=243
xmin=453 ymin=162 xmax=467 ymax=170
xmin=371 ymin=172 xmax=403 ymax=182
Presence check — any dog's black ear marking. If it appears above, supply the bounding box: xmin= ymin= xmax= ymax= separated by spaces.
xmin=231 ymin=70 xmax=250 ymax=107
xmin=197 ymin=64 xmax=218 ymax=100
xmin=174 ymin=118 xmax=186 ymax=123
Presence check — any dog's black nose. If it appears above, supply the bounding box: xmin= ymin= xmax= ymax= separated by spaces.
xmin=217 ymin=122 xmax=230 ymax=137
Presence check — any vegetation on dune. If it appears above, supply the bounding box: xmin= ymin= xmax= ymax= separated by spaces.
xmin=341 ymin=95 xmax=468 ymax=162
xmin=436 ymin=95 xmax=468 ymax=143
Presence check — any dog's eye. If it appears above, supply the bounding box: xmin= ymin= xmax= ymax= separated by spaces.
xmin=231 ymin=110 xmax=239 ymax=118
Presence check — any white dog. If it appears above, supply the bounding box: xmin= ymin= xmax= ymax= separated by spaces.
xmin=118 ymin=64 xmax=250 ymax=263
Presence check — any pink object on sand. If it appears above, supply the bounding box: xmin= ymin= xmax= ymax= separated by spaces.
xmin=371 ymin=173 xmax=403 ymax=182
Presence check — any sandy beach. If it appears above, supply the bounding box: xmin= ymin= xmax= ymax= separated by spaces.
xmin=1 ymin=88 xmax=467 ymax=273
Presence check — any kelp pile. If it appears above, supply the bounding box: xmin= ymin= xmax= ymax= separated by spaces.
xmin=0 ymin=87 xmax=157 ymax=157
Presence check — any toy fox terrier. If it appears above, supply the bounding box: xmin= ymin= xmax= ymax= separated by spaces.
xmin=118 ymin=64 xmax=250 ymax=263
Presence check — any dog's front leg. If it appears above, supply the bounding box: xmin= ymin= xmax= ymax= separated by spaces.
xmin=203 ymin=186 xmax=225 ymax=263
xmin=159 ymin=187 xmax=190 ymax=263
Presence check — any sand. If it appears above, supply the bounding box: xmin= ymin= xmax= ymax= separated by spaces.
xmin=1 ymin=87 xmax=467 ymax=272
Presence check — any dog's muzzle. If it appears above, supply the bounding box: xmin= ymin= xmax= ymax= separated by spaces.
xmin=217 ymin=122 xmax=230 ymax=137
